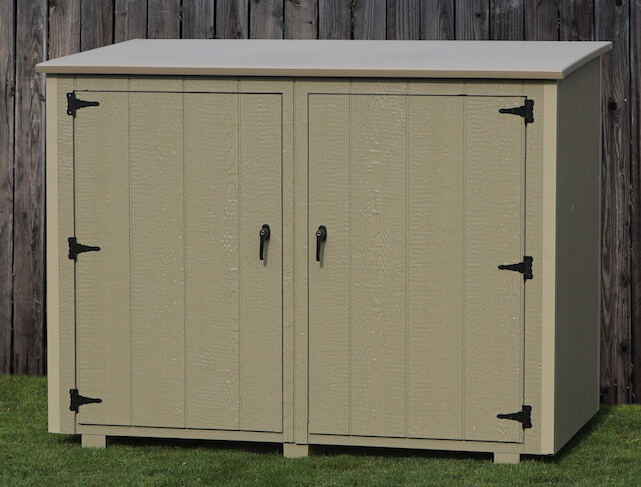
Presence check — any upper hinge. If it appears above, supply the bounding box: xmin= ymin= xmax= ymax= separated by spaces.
xmin=69 ymin=388 xmax=102 ymax=413
xmin=67 ymin=92 xmax=100 ymax=117
xmin=498 ymin=256 xmax=533 ymax=281
xmin=497 ymin=405 xmax=532 ymax=429
xmin=499 ymin=99 xmax=534 ymax=124
xmin=68 ymin=237 xmax=101 ymax=261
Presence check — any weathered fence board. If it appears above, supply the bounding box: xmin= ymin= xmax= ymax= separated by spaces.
xmin=49 ymin=0 xmax=81 ymax=58
xmin=0 ymin=0 xmax=15 ymax=373
xmin=251 ymin=0 xmax=284 ymax=38
xmin=561 ymin=0 xmax=594 ymax=40
xmin=114 ymin=0 xmax=148 ymax=42
xmin=386 ymin=0 xmax=420 ymax=40
xmin=491 ymin=0 xmax=524 ymax=40
xmin=353 ymin=0 xmax=386 ymax=39
xmin=421 ymin=0 xmax=455 ymax=40
xmin=183 ymin=0 xmax=215 ymax=39
xmin=318 ymin=0 xmax=350 ymax=39
xmin=285 ymin=0 xmax=317 ymax=39
xmin=632 ymin=0 xmax=641 ymax=403
xmin=1 ymin=0 xmax=640 ymax=405
xmin=524 ymin=0 xmax=558 ymax=41
xmin=596 ymin=0 xmax=632 ymax=404
xmin=455 ymin=0 xmax=490 ymax=40
xmin=13 ymin=0 xmax=46 ymax=375
xmin=148 ymin=0 xmax=180 ymax=38
xmin=81 ymin=0 xmax=114 ymax=50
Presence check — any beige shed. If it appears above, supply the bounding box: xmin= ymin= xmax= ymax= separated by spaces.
xmin=38 ymin=39 xmax=611 ymax=463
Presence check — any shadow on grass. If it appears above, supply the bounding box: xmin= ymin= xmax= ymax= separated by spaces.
xmin=55 ymin=406 xmax=613 ymax=464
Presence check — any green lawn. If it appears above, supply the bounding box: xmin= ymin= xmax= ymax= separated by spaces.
xmin=1 ymin=375 xmax=640 ymax=486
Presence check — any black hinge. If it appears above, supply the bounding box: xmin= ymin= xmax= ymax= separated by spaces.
xmin=498 ymin=256 xmax=533 ymax=281
xmin=69 ymin=389 xmax=102 ymax=413
xmin=68 ymin=237 xmax=101 ymax=261
xmin=497 ymin=405 xmax=532 ymax=429
xmin=67 ymin=92 xmax=100 ymax=117
xmin=499 ymin=99 xmax=534 ymax=124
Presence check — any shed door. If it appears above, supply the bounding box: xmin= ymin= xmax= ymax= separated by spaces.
xmin=72 ymin=90 xmax=283 ymax=432
xmin=308 ymin=94 xmax=526 ymax=443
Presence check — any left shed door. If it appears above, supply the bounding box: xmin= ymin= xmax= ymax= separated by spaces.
xmin=72 ymin=89 xmax=283 ymax=431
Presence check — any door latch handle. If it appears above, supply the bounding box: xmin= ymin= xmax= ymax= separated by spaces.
xmin=259 ymin=224 xmax=271 ymax=261
xmin=315 ymin=225 xmax=327 ymax=262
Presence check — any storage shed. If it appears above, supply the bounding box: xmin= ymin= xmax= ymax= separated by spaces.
xmin=38 ymin=39 xmax=611 ymax=463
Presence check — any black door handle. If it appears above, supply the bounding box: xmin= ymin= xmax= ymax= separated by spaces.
xmin=315 ymin=225 xmax=327 ymax=262
xmin=259 ymin=224 xmax=270 ymax=261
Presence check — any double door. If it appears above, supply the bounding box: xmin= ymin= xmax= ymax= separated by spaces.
xmin=72 ymin=89 xmax=283 ymax=432
xmin=308 ymin=93 xmax=528 ymax=443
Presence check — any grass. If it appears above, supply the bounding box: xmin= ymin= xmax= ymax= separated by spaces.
xmin=1 ymin=375 xmax=641 ymax=486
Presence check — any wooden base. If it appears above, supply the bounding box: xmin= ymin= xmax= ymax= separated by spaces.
xmin=283 ymin=443 xmax=309 ymax=458
xmin=81 ymin=434 xmax=108 ymax=448
xmin=493 ymin=452 xmax=520 ymax=464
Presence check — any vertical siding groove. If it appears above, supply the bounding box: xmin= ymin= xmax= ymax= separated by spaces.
xmin=128 ymin=83 xmax=134 ymax=424
xmin=348 ymin=85 xmax=352 ymax=435
xmin=404 ymin=92 xmax=409 ymax=438
xmin=461 ymin=97 xmax=467 ymax=434
xmin=182 ymin=88 xmax=188 ymax=428
xmin=237 ymin=89 xmax=242 ymax=429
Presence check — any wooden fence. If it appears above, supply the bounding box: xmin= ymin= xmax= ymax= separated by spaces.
xmin=0 ymin=0 xmax=637 ymax=404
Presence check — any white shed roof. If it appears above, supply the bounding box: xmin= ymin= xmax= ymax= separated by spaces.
xmin=37 ymin=39 xmax=612 ymax=80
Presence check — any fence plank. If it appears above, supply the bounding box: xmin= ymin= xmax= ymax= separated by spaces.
xmin=183 ymin=0 xmax=215 ymax=38
xmin=596 ymin=0 xmax=632 ymax=404
xmin=216 ymin=0 xmax=249 ymax=38
xmin=387 ymin=0 xmax=420 ymax=39
xmin=251 ymin=0 xmax=284 ymax=38
xmin=632 ymin=0 xmax=641 ymax=406
xmin=148 ymin=0 xmax=179 ymax=38
xmin=318 ymin=0 xmax=350 ymax=39
xmin=285 ymin=0 xmax=317 ymax=39
xmin=490 ymin=0 xmax=524 ymax=40
xmin=115 ymin=0 xmax=148 ymax=42
xmin=524 ymin=0 xmax=558 ymax=41
xmin=13 ymin=0 xmax=47 ymax=375
xmin=353 ymin=0 xmax=386 ymax=39
xmin=421 ymin=0 xmax=454 ymax=39
xmin=0 ymin=0 xmax=15 ymax=374
xmin=560 ymin=0 xmax=594 ymax=40
xmin=81 ymin=0 xmax=114 ymax=50
xmin=49 ymin=0 xmax=81 ymax=58
xmin=455 ymin=0 xmax=489 ymax=39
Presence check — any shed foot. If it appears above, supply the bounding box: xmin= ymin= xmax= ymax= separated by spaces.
xmin=494 ymin=452 xmax=520 ymax=464
xmin=81 ymin=434 xmax=108 ymax=448
xmin=283 ymin=443 xmax=309 ymax=458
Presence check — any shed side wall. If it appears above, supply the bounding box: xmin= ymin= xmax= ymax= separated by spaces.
xmin=554 ymin=58 xmax=601 ymax=452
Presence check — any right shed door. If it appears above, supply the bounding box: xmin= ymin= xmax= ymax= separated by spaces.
xmin=308 ymin=93 xmax=527 ymax=443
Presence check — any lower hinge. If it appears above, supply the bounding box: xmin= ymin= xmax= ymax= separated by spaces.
xmin=69 ymin=388 xmax=102 ymax=413
xmin=497 ymin=405 xmax=532 ymax=429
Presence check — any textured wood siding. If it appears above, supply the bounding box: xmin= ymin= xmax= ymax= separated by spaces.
xmin=308 ymin=88 xmax=526 ymax=441
xmin=554 ymin=59 xmax=601 ymax=451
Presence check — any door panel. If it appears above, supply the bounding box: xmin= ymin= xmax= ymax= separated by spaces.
xmin=75 ymin=90 xmax=131 ymax=427
xmin=237 ymin=94 xmax=283 ymax=432
xmin=75 ymin=90 xmax=283 ymax=432
xmin=463 ymin=96 xmax=524 ymax=442
xmin=407 ymin=96 xmax=465 ymax=440
xmin=130 ymin=92 xmax=186 ymax=428
xmin=309 ymin=94 xmax=525 ymax=442
xmin=349 ymin=95 xmax=408 ymax=437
